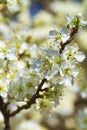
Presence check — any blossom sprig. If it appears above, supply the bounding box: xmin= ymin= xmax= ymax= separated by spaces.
xmin=49 ymin=13 xmax=87 ymax=54
xmin=31 ymin=13 xmax=86 ymax=110
xmin=0 ymin=13 xmax=86 ymax=121
xmin=66 ymin=13 xmax=87 ymax=28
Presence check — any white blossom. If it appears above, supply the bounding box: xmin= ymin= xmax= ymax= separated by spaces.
xmin=75 ymin=52 xmax=85 ymax=62
xmin=17 ymin=120 xmax=42 ymax=130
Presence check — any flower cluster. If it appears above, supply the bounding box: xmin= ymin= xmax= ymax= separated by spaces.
xmin=66 ymin=13 xmax=87 ymax=28
xmin=32 ymin=13 xmax=86 ymax=110
xmin=0 ymin=13 xmax=86 ymax=112
xmin=0 ymin=41 xmax=39 ymax=100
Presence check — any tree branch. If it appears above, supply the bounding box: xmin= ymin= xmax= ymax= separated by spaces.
xmin=74 ymin=95 xmax=87 ymax=109
xmin=0 ymin=78 xmax=47 ymax=129
xmin=9 ymin=78 xmax=47 ymax=117
xmin=9 ymin=27 xmax=79 ymax=117
xmin=59 ymin=27 xmax=78 ymax=53
xmin=0 ymin=96 xmax=10 ymax=130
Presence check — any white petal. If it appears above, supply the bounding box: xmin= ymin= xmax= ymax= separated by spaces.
xmin=0 ymin=41 xmax=6 ymax=48
xmin=17 ymin=61 xmax=25 ymax=69
xmin=66 ymin=14 xmax=72 ymax=24
xmin=76 ymin=12 xmax=82 ymax=17
xmin=64 ymin=77 xmax=72 ymax=86
xmin=49 ymin=30 xmax=57 ymax=36
xmin=72 ymin=69 xmax=79 ymax=78
xmin=81 ymin=20 xmax=87 ymax=26
xmin=6 ymin=53 xmax=16 ymax=60
xmin=73 ymin=43 xmax=79 ymax=52
xmin=62 ymin=35 xmax=70 ymax=42
xmin=61 ymin=26 xmax=68 ymax=34
xmin=75 ymin=52 xmax=85 ymax=62
xmin=0 ymin=53 xmax=5 ymax=59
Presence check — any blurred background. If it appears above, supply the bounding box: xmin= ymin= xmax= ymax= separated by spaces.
xmin=0 ymin=0 xmax=87 ymax=130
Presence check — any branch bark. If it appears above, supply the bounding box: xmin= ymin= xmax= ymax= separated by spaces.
xmin=0 ymin=96 xmax=10 ymax=130
xmin=74 ymin=95 xmax=87 ymax=109
xmin=59 ymin=27 xmax=78 ymax=53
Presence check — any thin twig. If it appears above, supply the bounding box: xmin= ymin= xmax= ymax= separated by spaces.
xmin=59 ymin=27 xmax=78 ymax=54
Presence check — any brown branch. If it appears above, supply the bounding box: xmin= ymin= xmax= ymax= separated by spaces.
xmin=74 ymin=95 xmax=87 ymax=109
xmin=59 ymin=27 xmax=78 ymax=54
xmin=0 ymin=96 xmax=10 ymax=130
xmin=9 ymin=78 xmax=47 ymax=117
xmin=0 ymin=95 xmax=4 ymax=107
xmin=0 ymin=78 xmax=47 ymax=129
